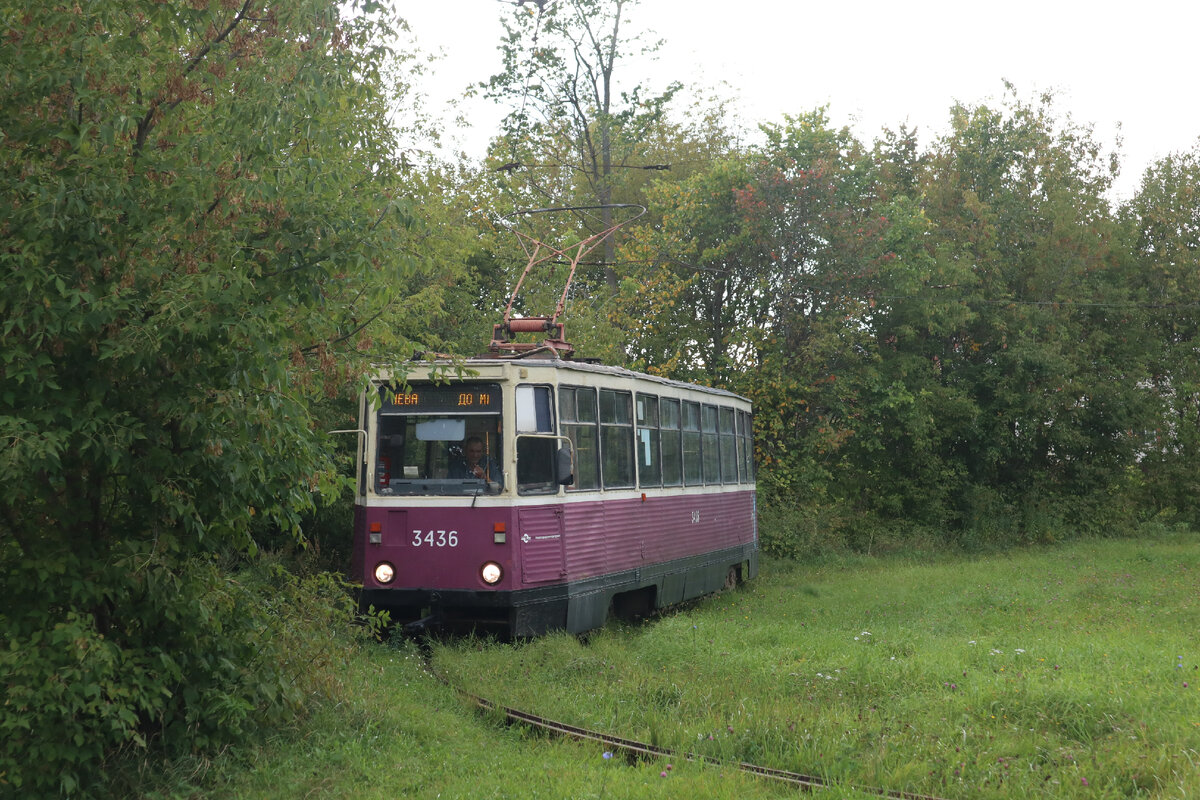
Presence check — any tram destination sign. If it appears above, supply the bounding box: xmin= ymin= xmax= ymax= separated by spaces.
xmin=379 ymin=383 xmax=500 ymax=414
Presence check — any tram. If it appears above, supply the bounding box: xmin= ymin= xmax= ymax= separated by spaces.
xmin=347 ymin=206 xmax=757 ymax=636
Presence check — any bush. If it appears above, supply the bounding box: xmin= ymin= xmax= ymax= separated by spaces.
xmin=758 ymin=500 xmax=862 ymax=559
xmin=0 ymin=548 xmax=371 ymax=798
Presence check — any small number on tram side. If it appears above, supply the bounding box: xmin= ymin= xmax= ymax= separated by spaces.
xmin=411 ymin=530 xmax=459 ymax=547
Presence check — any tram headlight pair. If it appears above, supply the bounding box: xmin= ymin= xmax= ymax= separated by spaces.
xmin=480 ymin=561 xmax=503 ymax=585
xmin=376 ymin=560 xmax=500 ymax=585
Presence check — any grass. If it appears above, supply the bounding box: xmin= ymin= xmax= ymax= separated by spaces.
xmin=136 ymin=631 xmax=791 ymax=799
xmin=142 ymin=531 xmax=1200 ymax=799
xmin=433 ymin=533 xmax=1200 ymax=799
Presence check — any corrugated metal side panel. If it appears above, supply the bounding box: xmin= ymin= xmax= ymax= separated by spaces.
xmin=634 ymin=495 xmax=699 ymax=566
xmin=631 ymin=494 xmax=735 ymax=568
xmin=561 ymin=490 xmax=755 ymax=581
xmin=563 ymin=502 xmax=607 ymax=577
xmin=518 ymin=506 xmax=565 ymax=583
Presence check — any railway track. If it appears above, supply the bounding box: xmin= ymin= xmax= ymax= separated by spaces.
xmin=427 ymin=658 xmax=951 ymax=800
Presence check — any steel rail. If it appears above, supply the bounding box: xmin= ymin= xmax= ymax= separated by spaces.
xmin=427 ymin=661 xmax=951 ymax=800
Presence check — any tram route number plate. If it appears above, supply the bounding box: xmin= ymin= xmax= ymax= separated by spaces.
xmin=411 ymin=529 xmax=459 ymax=547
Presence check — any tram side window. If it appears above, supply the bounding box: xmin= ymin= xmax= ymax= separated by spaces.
xmin=600 ymin=389 xmax=634 ymax=488
xmin=562 ymin=386 xmax=600 ymax=491
xmin=740 ymin=410 xmax=755 ymax=481
xmin=719 ymin=406 xmax=738 ymax=484
xmin=682 ymin=400 xmax=702 ymax=486
xmin=516 ymin=385 xmax=557 ymax=494
xmin=636 ymin=394 xmax=662 ymax=487
xmin=734 ymin=409 xmax=746 ymax=483
xmin=701 ymin=404 xmax=720 ymax=483
xmin=660 ymin=398 xmax=682 ymax=486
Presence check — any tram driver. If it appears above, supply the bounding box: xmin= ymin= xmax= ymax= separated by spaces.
xmin=448 ymin=436 xmax=503 ymax=488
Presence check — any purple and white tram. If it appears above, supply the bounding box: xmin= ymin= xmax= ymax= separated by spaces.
xmin=350 ymin=357 xmax=758 ymax=636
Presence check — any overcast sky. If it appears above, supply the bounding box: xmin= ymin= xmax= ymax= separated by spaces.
xmin=400 ymin=1 xmax=1200 ymax=202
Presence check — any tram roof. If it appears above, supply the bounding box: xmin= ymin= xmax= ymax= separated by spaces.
xmin=373 ymin=356 xmax=751 ymax=405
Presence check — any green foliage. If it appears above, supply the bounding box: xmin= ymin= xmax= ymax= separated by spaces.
xmin=483 ymin=0 xmax=681 ymax=216
xmin=474 ymin=0 xmax=706 ymax=360
xmin=615 ymin=158 xmax=767 ymax=382
xmin=617 ymin=90 xmax=1160 ymax=541
xmin=1121 ymin=144 xmax=1200 ymax=526
xmin=757 ymin=500 xmax=868 ymax=559
xmin=0 ymin=555 xmax=374 ymax=796
xmin=0 ymin=0 xmax=432 ymax=794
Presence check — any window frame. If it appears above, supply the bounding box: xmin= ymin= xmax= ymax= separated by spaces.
xmin=560 ymin=385 xmax=600 ymax=491
xmin=599 ymin=388 xmax=635 ymax=489
xmin=635 ymin=393 xmax=662 ymax=488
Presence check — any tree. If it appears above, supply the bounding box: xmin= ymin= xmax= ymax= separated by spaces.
xmin=616 ymin=93 xmax=1157 ymax=547
xmin=483 ymin=0 xmax=679 ymax=288
xmin=615 ymin=158 xmax=765 ymax=382
xmin=886 ymin=88 xmax=1152 ymax=535
xmin=0 ymin=1 xmax=434 ymax=792
xmin=1122 ymin=143 xmax=1200 ymax=523
xmin=613 ymin=110 xmax=886 ymax=510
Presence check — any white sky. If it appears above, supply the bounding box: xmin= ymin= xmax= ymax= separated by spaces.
xmin=400 ymin=0 xmax=1200 ymax=202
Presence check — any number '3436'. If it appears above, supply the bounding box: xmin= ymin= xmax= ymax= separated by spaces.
xmin=412 ymin=529 xmax=458 ymax=547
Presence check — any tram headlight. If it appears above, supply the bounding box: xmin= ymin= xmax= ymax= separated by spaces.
xmin=480 ymin=561 xmax=503 ymax=585
xmin=374 ymin=562 xmax=396 ymax=584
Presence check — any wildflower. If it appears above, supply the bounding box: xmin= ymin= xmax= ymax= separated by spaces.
xmin=1081 ymin=777 xmax=1089 ymax=786
xmin=1015 ymin=648 xmax=1026 ymax=654
xmin=660 ymin=771 xmax=668 ymax=778
xmin=603 ymin=751 xmax=613 ymax=760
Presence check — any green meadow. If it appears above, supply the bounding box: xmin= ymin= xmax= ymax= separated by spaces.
xmin=168 ymin=532 xmax=1199 ymax=799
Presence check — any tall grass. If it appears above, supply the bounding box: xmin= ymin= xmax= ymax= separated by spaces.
xmin=135 ymin=638 xmax=791 ymax=799
xmin=435 ymin=532 xmax=1200 ymax=799
xmin=137 ymin=532 xmax=1198 ymax=798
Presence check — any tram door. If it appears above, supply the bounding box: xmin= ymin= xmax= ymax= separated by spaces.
xmin=517 ymin=506 xmax=565 ymax=583
xmin=514 ymin=385 xmax=566 ymax=583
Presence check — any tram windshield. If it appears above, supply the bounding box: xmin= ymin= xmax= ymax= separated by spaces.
xmin=373 ymin=383 xmax=504 ymax=496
